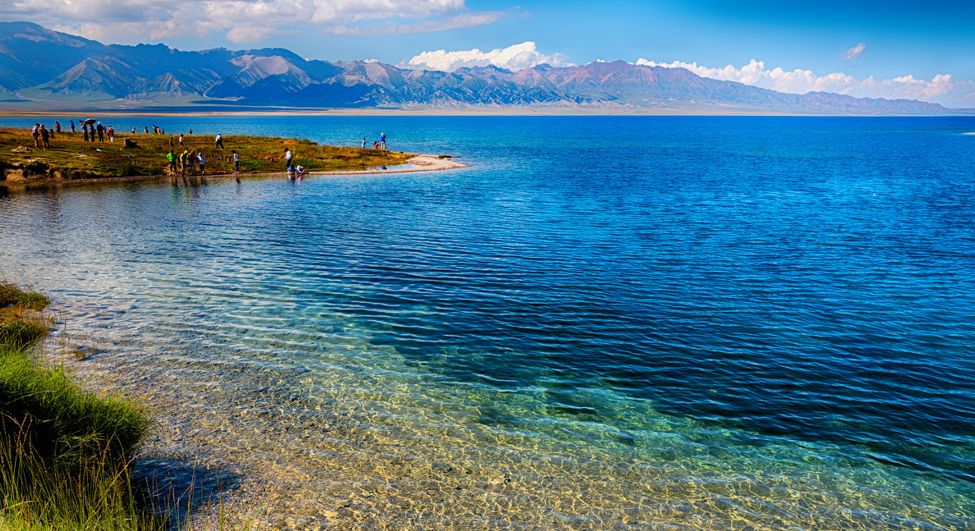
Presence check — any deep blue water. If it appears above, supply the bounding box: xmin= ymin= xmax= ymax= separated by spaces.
xmin=1 ymin=116 xmax=974 ymax=525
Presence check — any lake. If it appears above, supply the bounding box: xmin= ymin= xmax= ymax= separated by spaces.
xmin=1 ymin=115 xmax=974 ymax=527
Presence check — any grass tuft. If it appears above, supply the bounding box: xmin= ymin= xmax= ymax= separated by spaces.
xmin=0 ymin=314 xmax=49 ymax=350
xmin=0 ymin=348 xmax=150 ymax=467
xmin=0 ymin=283 xmax=50 ymax=311
xmin=0 ymin=423 xmax=151 ymax=529
xmin=0 ymin=283 xmax=160 ymax=529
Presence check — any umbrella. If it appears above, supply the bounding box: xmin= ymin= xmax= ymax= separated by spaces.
xmin=83 ymin=118 xmax=96 ymax=125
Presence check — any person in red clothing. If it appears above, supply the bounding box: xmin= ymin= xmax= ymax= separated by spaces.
xmin=107 ymin=125 xmax=115 ymax=143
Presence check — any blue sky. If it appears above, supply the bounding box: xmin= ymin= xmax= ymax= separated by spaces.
xmin=345 ymin=0 xmax=974 ymax=80
xmin=6 ymin=0 xmax=975 ymax=105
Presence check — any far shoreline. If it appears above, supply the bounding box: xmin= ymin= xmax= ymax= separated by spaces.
xmin=2 ymin=107 xmax=973 ymax=118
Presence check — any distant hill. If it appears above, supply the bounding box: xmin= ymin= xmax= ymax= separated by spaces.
xmin=0 ymin=21 xmax=964 ymax=115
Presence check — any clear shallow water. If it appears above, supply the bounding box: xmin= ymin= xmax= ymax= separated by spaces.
xmin=1 ymin=116 xmax=975 ymax=527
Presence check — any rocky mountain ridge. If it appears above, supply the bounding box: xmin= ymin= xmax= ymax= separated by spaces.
xmin=0 ymin=21 xmax=957 ymax=114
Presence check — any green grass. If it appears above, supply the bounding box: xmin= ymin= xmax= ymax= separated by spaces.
xmin=0 ymin=418 xmax=149 ymax=530
xmin=0 ymin=283 xmax=158 ymax=529
xmin=0 ymin=348 xmax=150 ymax=467
xmin=0 ymin=314 xmax=49 ymax=351
xmin=0 ymin=284 xmax=50 ymax=311
xmin=0 ymin=126 xmax=413 ymax=182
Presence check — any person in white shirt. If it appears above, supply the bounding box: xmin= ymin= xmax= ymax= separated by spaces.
xmin=285 ymin=148 xmax=293 ymax=177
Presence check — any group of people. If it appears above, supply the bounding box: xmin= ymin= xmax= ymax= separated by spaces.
xmin=24 ymin=122 xmax=391 ymax=184
xmin=286 ymin=130 xmax=388 ymax=179
xmin=167 ymin=133 xmax=242 ymax=184
xmin=81 ymin=121 xmax=114 ymax=143
xmin=167 ymin=148 xmax=207 ymax=177
xmin=361 ymin=131 xmax=387 ymax=150
xmin=27 ymin=119 xmax=149 ymax=146
xmin=28 ymin=119 xmax=102 ymax=148
xmin=27 ymin=118 xmax=189 ymax=148
xmin=29 ymin=123 xmax=52 ymax=149
xmin=23 ymin=121 xmax=243 ymax=182
xmin=284 ymin=148 xmax=305 ymax=180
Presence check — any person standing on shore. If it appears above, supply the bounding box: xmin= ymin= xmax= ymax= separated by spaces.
xmin=380 ymin=131 xmax=386 ymax=150
xmin=54 ymin=121 xmax=61 ymax=136
xmin=197 ymin=150 xmax=206 ymax=175
xmin=186 ymin=150 xmax=197 ymax=176
xmin=96 ymin=122 xmax=105 ymax=142
xmin=178 ymin=134 xmax=184 ymax=148
xmin=31 ymin=124 xmax=39 ymax=148
xmin=82 ymin=123 xmax=89 ymax=142
xmin=361 ymin=137 xmax=366 ymax=149
xmin=39 ymin=125 xmax=50 ymax=150
xmin=166 ymin=150 xmax=175 ymax=176
xmin=179 ymin=148 xmax=188 ymax=176
xmin=285 ymin=148 xmax=293 ymax=178
xmin=215 ymin=134 xmax=224 ymax=149
xmin=233 ymin=150 xmax=241 ymax=182
xmin=70 ymin=120 xmax=76 ymax=135
xmin=107 ymin=125 xmax=115 ymax=143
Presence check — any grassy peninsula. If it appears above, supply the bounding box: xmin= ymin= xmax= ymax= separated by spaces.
xmin=0 ymin=126 xmax=412 ymax=183
xmin=0 ymin=283 xmax=154 ymax=528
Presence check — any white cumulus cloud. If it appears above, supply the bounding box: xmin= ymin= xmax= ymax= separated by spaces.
xmin=407 ymin=42 xmax=570 ymax=72
xmin=844 ymin=42 xmax=867 ymax=61
xmin=635 ymin=57 xmax=975 ymax=107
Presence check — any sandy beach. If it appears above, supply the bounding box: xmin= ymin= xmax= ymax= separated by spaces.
xmin=311 ymin=154 xmax=466 ymax=175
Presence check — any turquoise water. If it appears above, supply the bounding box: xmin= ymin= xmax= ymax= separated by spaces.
xmin=1 ymin=116 xmax=974 ymax=527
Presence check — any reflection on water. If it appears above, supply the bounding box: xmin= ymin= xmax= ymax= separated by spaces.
xmin=1 ymin=116 xmax=974 ymax=527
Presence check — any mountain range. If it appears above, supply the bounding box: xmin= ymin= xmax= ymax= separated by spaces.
xmin=0 ymin=21 xmax=964 ymax=115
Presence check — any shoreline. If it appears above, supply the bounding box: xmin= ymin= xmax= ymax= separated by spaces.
xmin=2 ymin=108 xmax=973 ymax=118
xmin=0 ymin=155 xmax=465 ymax=192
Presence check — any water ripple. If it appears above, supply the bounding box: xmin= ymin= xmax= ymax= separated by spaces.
xmin=1 ymin=116 xmax=974 ymax=526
